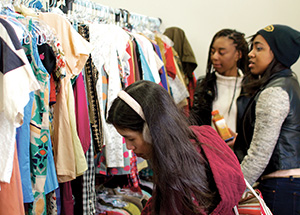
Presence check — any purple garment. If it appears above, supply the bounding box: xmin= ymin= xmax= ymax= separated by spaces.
xmin=153 ymin=43 xmax=169 ymax=91
xmin=59 ymin=182 xmax=74 ymax=215
xmin=55 ymin=188 xmax=61 ymax=215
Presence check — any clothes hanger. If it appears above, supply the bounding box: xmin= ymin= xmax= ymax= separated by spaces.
xmin=83 ymin=0 xmax=94 ymax=24
xmin=48 ymin=0 xmax=56 ymax=11
xmin=94 ymin=3 xmax=104 ymax=24
xmin=1 ymin=0 xmax=14 ymax=11
xmin=114 ymin=8 xmax=121 ymax=26
xmin=121 ymin=9 xmax=132 ymax=31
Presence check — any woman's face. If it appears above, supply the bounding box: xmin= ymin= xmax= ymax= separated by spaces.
xmin=248 ymin=34 xmax=274 ymax=75
xmin=210 ymin=36 xmax=241 ymax=76
xmin=115 ymin=127 xmax=152 ymax=160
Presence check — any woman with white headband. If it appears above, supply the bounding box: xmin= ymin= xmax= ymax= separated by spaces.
xmin=107 ymin=80 xmax=245 ymax=215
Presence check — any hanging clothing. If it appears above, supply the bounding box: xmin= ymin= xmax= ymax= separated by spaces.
xmin=0 ymin=17 xmax=40 ymax=183
xmin=131 ymin=33 xmax=161 ymax=83
xmin=0 ymin=143 xmax=25 ymax=215
xmin=16 ymin=92 xmax=35 ymax=203
xmin=1 ymin=5 xmax=186 ymax=215
xmin=73 ymin=72 xmax=91 ymax=154
xmin=40 ymin=45 xmax=59 ymax=196
xmin=67 ymin=80 xmax=88 ymax=176
xmin=24 ymin=30 xmax=50 ymax=215
xmin=163 ymin=27 xmax=198 ymax=109
xmin=82 ymin=142 xmax=96 ymax=215
xmin=39 ymin=12 xmax=92 ymax=182
xmin=44 ymin=135 xmax=59 ymax=195
xmin=78 ymin=24 xmax=103 ymax=154
xmin=134 ymin=39 xmax=155 ymax=82
xmin=167 ymin=48 xmax=189 ymax=105
xmin=89 ymin=23 xmax=129 ymax=168
xmin=46 ymin=190 xmax=58 ymax=214
xmin=163 ymin=41 xmax=177 ymax=79
xmin=163 ymin=27 xmax=198 ymax=78
xmin=126 ymin=40 xmax=136 ymax=86
xmin=59 ymin=181 xmax=74 ymax=215
xmin=132 ymin=38 xmax=142 ymax=81
xmin=153 ymin=43 xmax=169 ymax=92
xmin=95 ymin=142 xmax=131 ymax=176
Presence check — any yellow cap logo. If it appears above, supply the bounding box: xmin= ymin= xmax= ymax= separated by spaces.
xmin=263 ymin=25 xmax=275 ymax=32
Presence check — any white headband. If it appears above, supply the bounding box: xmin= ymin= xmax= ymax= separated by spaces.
xmin=117 ymin=90 xmax=145 ymax=121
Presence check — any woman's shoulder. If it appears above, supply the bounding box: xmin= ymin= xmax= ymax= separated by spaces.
xmin=189 ymin=125 xmax=246 ymax=213
xmin=190 ymin=125 xmax=228 ymax=150
xmin=190 ymin=125 xmax=240 ymax=164
xmin=190 ymin=125 xmax=217 ymax=138
xmin=256 ymin=87 xmax=290 ymax=116
xmin=196 ymin=73 xmax=216 ymax=87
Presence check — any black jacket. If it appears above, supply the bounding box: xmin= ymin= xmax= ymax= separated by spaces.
xmin=189 ymin=72 xmax=250 ymax=136
xmin=234 ymin=69 xmax=300 ymax=174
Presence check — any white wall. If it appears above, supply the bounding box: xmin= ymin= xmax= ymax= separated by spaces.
xmin=94 ymin=0 xmax=300 ymax=79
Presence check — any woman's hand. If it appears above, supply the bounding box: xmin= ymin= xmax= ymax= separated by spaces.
xmin=226 ymin=128 xmax=238 ymax=149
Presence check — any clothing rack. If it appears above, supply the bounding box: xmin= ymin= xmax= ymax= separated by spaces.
xmin=11 ymin=0 xmax=162 ymax=32
xmin=0 ymin=1 xmax=173 ymax=213
xmin=35 ymin=0 xmax=162 ymax=32
xmin=66 ymin=0 xmax=162 ymax=32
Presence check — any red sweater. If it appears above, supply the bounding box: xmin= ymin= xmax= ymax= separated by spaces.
xmin=141 ymin=125 xmax=245 ymax=215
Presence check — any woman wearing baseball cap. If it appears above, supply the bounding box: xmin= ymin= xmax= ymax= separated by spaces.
xmin=235 ymin=24 xmax=300 ymax=214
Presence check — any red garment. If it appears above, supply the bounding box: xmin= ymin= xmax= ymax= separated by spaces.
xmin=141 ymin=125 xmax=245 ymax=215
xmin=163 ymin=27 xmax=198 ymax=78
xmin=163 ymin=43 xmax=177 ymax=79
xmin=128 ymin=153 xmax=140 ymax=188
xmin=132 ymin=39 xmax=141 ymax=81
xmin=49 ymin=74 xmax=56 ymax=105
xmin=163 ymin=27 xmax=198 ymax=110
xmin=126 ymin=41 xmax=135 ymax=86
xmin=73 ymin=72 xmax=91 ymax=153
xmin=188 ymin=73 xmax=197 ymax=108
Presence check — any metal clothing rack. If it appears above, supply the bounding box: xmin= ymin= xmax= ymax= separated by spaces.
xmin=62 ymin=0 xmax=162 ymax=32
xmin=13 ymin=0 xmax=162 ymax=31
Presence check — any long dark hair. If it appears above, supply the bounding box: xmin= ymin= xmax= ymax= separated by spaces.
xmin=203 ymin=29 xmax=249 ymax=99
xmin=243 ymin=33 xmax=288 ymax=96
xmin=107 ymin=80 xmax=218 ymax=214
